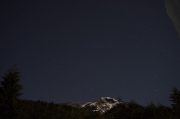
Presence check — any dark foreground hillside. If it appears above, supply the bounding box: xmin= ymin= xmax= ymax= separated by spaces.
xmin=16 ymin=99 xmax=107 ymax=119
xmin=105 ymin=101 xmax=173 ymax=119
xmin=1 ymin=98 xmax=176 ymax=119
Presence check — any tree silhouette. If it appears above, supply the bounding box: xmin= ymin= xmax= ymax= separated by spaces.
xmin=169 ymin=87 xmax=180 ymax=118
xmin=0 ymin=65 xmax=23 ymax=119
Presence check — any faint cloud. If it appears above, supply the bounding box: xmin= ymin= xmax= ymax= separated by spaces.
xmin=164 ymin=0 xmax=180 ymax=38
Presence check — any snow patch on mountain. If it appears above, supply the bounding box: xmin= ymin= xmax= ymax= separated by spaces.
xmin=81 ymin=97 xmax=121 ymax=113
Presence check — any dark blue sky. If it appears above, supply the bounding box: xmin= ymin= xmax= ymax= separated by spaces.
xmin=1 ymin=0 xmax=180 ymax=106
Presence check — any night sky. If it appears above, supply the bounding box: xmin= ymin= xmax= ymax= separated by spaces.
xmin=1 ymin=0 xmax=180 ymax=106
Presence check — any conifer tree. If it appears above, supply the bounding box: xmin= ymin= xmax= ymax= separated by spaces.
xmin=169 ymin=87 xmax=180 ymax=119
xmin=0 ymin=65 xmax=23 ymax=119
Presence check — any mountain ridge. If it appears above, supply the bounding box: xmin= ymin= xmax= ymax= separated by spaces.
xmin=65 ymin=97 xmax=122 ymax=114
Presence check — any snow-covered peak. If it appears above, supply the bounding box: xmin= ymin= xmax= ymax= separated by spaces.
xmin=100 ymin=97 xmax=119 ymax=104
xmin=81 ymin=97 xmax=121 ymax=114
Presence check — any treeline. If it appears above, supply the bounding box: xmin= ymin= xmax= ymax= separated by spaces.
xmin=0 ymin=65 xmax=180 ymax=119
xmin=105 ymin=101 xmax=172 ymax=119
xmin=105 ymin=87 xmax=180 ymax=119
xmin=16 ymin=99 xmax=106 ymax=119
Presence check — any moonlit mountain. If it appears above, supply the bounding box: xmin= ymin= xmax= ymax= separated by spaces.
xmin=66 ymin=97 xmax=122 ymax=114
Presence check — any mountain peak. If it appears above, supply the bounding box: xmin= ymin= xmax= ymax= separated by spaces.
xmin=81 ymin=97 xmax=121 ymax=113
